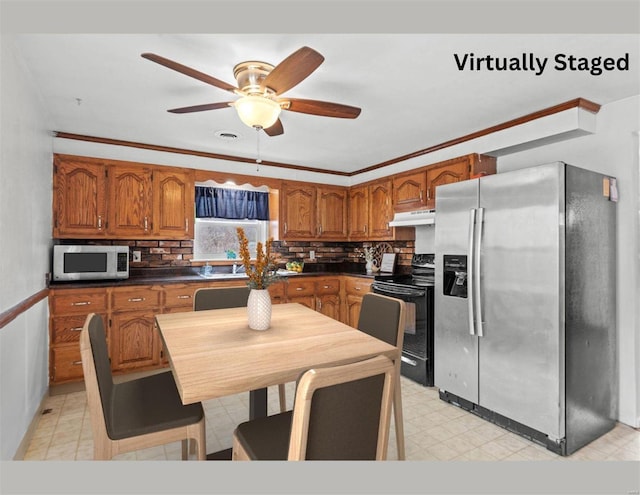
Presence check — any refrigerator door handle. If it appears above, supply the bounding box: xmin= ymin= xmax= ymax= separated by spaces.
xmin=467 ymin=208 xmax=477 ymax=336
xmin=474 ymin=207 xmax=485 ymax=337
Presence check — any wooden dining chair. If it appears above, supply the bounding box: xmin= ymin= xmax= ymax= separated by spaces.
xmin=80 ymin=313 xmax=206 ymax=460
xmin=357 ymin=293 xmax=407 ymax=460
xmin=231 ymin=354 xmax=395 ymax=460
xmin=193 ymin=286 xmax=287 ymax=413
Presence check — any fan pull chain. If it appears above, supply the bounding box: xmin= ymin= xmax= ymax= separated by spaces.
xmin=255 ymin=126 xmax=262 ymax=172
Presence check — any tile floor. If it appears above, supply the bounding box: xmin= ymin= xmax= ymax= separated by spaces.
xmin=22 ymin=376 xmax=640 ymax=462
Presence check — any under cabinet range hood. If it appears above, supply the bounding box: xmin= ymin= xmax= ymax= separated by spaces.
xmin=389 ymin=209 xmax=436 ymax=227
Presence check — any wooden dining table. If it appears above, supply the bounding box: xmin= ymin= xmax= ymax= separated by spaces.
xmin=155 ymin=302 xmax=400 ymax=421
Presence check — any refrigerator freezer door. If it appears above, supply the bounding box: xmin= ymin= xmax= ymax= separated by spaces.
xmin=477 ymin=163 xmax=565 ymax=440
xmin=434 ymin=178 xmax=480 ymax=403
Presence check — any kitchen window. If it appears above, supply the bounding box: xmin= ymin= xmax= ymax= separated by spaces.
xmin=193 ymin=183 xmax=270 ymax=261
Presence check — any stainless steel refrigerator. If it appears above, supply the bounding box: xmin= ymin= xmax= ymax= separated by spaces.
xmin=434 ymin=162 xmax=617 ymax=456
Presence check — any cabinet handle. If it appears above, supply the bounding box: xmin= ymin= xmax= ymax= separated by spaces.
xmin=185 ymin=218 xmax=189 ymax=232
xmin=427 ymin=188 xmax=431 ymax=200
xmin=419 ymin=190 xmax=423 ymax=201
xmin=323 ymin=285 xmax=331 ymax=289
xmin=319 ymin=224 xmax=322 ymax=235
xmin=355 ymin=287 xmax=361 ymax=291
xmin=317 ymin=300 xmax=322 ymax=310
xmin=284 ymin=222 xmax=288 ymax=235
xmin=364 ymin=224 xmax=367 ymax=233
xmin=177 ymin=295 xmax=191 ymax=299
xmin=97 ymin=216 xmax=103 ymax=230
xmin=144 ymin=217 xmax=149 ymax=232
xmin=72 ymin=361 xmax=82 ymax=366
xmin=296 ymin=287 xmax=303 ymax=291
xmin=70 ymin=327 xmax=83 ymax=332
xmin=72 ymin=301 xmax=91 ymax=306
xmin=128 ymin=297 xmax=145 ymax=302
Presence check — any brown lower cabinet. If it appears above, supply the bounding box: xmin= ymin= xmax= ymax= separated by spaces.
xmin=344 ymin=277 xmax=373 ymax=327
xmin=48 ymin=275 xmax=373 ymax=385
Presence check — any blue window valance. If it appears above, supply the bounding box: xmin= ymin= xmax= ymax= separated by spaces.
xmin=195 ymin=187 xmax=270 ymax=220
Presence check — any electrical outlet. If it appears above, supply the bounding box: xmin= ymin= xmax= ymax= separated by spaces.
xmin=132 ymin=250 xmax=142 ymax=262
xmin=309 ymin=250 xmax=315 ymax=260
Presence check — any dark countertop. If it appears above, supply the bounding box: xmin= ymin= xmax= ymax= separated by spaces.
xmin=48 ymin=263 xmax=376 ymax=290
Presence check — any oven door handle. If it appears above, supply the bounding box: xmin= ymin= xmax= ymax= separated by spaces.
xmin=372 ymin=285 xmax=426 ymax=298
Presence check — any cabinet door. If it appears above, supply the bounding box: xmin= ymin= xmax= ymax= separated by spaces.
xmin=153 ymin=168 xmax=194 ymax=239
xmin=369 ymin=179 xmax=393 ymax=239
xmin=108 ymin=165 xmax=153 ymax=237
xmin=345 ymin=294 xmax=365 ymax=328
xmin=344 ymin=276 xmax=373 ymax=327
xmin=268 ymin=281 xmax=286 ymax=304
xmin=317 ymin=186 xmax=348 ymax=239
xmin=110 ymin=310 xmax=160 ymax=371
xmin=317 ymin=294 xmax=341 ymax=320
xmin=425 ymin=159 xmax=469 ymax=209
xmin=393 ymin=171 xmax=427 ymax=212
xmin=348 ymin=185 xmax=369 ymax=239
xmin=281 ymin=183 xmax=316 ymax=239
xmin=53 ymin=156 xmax=107 ymax=237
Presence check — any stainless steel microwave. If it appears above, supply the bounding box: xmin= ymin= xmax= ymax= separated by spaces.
xmin=52 ymin=245 xmax=129 ymax=281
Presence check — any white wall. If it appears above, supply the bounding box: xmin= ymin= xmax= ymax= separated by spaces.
xmin=0 ymin=35 xmax=54 ymax=460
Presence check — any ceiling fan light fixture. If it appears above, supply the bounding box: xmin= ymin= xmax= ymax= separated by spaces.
xmin=234 ymin=95 xmax=281 ymax=129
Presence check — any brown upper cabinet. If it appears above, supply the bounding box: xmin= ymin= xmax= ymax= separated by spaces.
xmin=108 ymin=164 xmax=153 ymax=237
xmin=53 ymin=155 xmax=108 ymax=238
xmin=348 ymin=178 xmax=408 ymax=241
xmin=393 ymin=153 xmax=496 ymax=212
xmin=53 ymin=154 xmax=194 ymax=239
xmin=280 ymin=183 xmax=348 ymax=240
xmin=316 ymin=186 xmax=348 ymax=239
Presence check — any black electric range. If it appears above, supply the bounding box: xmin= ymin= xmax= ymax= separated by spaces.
xmin=372 ymin=254 xmax=435 ymax=386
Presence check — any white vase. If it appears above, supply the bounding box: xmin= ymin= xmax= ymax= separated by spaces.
xmin=247 ymin=289 xmax=272 ymax=331
xmin=365 ymin=260 xmax=373 ymax=273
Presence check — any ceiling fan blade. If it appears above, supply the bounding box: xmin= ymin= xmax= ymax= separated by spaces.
xmin=167 ymin=102 xmax=233 ymax=114
xmin=263 ymin=119 xmax=284 ymax=136
xmin=141 ymin=53 xmax=239 ymax=94
xmin=285 ymin=98 xmax=361 ymax=119
xmin=261 ymin=47 xmax=324 ymax=95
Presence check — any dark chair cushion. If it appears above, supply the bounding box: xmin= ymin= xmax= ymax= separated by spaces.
xmin=357 ymin=294 xmax=401 ymax=346
xmin=108 ymin=371 xmax=204 ymax=440
xmin=194 ymin=287 xmax=250 ymax=311
xmin=305 ymin=375 xmax=383 ymax=460
xmin=234 ymin=411 xmax=292 ymax=460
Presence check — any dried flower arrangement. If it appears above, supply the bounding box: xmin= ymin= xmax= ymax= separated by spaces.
xmin=236 ymin=227 xmax=281 ymax=289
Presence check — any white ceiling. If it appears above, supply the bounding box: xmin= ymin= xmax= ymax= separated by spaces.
xmin=12 ymin=33 xmax=640 ymax=174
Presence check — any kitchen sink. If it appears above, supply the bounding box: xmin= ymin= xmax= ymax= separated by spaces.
xmin=198 ymin=272 xmax=248 ymax=279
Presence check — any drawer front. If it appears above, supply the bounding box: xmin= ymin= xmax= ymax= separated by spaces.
xmin=111 ymin=287 xmax=161 ymax=311
xmin=51 ymin=346 xmax=85 ymax=383
xmin=163 ymin=285 xmax=198 ymax=309
xmin=315 ymin=278 xmax=341 ymax=295
xmin=345 ymin=277 xmax=373 ymax=295
xmin=51 ymin=290 xmax=108 ymax=315
xmin=52 ymin=314 xmax=106 ymax=344
xmin=286 ymin=279 xmax=315 ymax=297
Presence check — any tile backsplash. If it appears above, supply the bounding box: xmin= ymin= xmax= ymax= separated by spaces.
xmin=56 ymin=238 xmax=415 ymax=270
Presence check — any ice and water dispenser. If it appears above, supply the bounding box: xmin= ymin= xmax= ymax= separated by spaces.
xmin=443 ymin=255 xmax=467 ymax=298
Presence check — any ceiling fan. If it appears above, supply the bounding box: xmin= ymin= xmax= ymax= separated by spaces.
xmin=141 ymin=46 xmax=361 ymax=137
